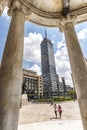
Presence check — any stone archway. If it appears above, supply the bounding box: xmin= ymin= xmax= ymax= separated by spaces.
xmin=0 ymin=0 xmax=87 ymax=130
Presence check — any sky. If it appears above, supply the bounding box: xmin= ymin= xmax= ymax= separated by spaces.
xmin=0 ymin=7 xmax=87 ymax=87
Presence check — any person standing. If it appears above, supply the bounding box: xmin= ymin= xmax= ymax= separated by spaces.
xmin=58 ymin=105 xmax=62 ymax=119
xmin=54 ymin=104 xmax=57 ymax=118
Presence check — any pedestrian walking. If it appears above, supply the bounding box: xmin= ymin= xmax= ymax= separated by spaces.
xmin=54 ymin=104 xmax=57 ymax=118
xmin=58 ymin=105 xmax=62 ymax=119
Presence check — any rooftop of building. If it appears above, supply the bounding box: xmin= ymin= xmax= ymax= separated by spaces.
xmin=23 ymin=69 xmax=37 ymax=76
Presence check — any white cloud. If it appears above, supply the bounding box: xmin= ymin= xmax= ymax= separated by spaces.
xmin=2 ymin=6 xmax=10 ymax=20
xmin=77 ymin=28 xmax=87 ymax=58
xmin=29 ymin=64 xmax=41 ymax=75
xmin=77 ymin=28 xmax=87 ymax=40
xmin=52 ymin=40 xmax=55 ymax=44
xmin=57 ymin=34 xmax=65 ymax=49
xmin=23 ymin=63 xmax=41 ymax=75
xmin=24 ymin=32 xmax=43 ymax=63
xmin=54 ymin=37 xmax=73 ymax=87
xmin=55 ymin=27 xmax=87 ymax=86
xmin=57 ymin=41 xmax=66 ymax=50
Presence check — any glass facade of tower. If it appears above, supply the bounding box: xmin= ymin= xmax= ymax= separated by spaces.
xmin=41 ymin=37 xmax=59 ymax=98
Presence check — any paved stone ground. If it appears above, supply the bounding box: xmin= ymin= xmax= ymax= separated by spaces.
xmin=18 ymin=120 xmax=83 ymax=130
xmin=18 ymin=101 xmax=83 ymax=130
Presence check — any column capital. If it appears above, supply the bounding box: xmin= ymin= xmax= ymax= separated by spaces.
xmin=59 ymin=14 xmax=77 ymax=32
xmin=8 ymin=0 xmax=31 ymax=16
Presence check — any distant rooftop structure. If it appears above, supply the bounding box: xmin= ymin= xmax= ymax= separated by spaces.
xmin=23 ymin=69 xmax=37 ymax=76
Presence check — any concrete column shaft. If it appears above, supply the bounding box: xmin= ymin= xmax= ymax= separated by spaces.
xmin=0 ymin=9 xmax=24 ymax=130
xmin=64 ymin=22 xmax=87 ymax=130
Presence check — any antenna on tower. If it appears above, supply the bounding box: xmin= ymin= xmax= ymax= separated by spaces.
xmin=45 ymin=28 xmax=47 ymax=38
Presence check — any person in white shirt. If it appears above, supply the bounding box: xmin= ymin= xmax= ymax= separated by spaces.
xmin=54 ymin=104 xmax=57 ymax=118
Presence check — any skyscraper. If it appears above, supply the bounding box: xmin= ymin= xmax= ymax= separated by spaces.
xmin=41 ymin=30 xmax=59 ymax=98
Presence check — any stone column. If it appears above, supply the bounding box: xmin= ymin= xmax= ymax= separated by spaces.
xmin=0 ymin=2 xmax=25 ymax=130
xmin=63 ymin=21 xmax=87 ymax=130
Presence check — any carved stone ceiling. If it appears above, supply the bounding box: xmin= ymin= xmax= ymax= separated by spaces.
xmin=0 ymin=0 xmax=87 ymax=27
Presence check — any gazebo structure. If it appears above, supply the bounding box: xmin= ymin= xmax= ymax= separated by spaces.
xmin=0 ymin=0 xmax=87 ymax=130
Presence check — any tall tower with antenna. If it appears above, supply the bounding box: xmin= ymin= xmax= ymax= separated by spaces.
xmin=41 ymin=29 xmax=59 ymax=98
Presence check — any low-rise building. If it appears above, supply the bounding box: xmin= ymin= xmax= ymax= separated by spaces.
xmin=22 ymin=69 xmax=43 ymax=100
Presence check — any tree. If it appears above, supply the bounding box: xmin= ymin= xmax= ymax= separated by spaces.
xmin=68 ymin=89 xmax=76 ymax=99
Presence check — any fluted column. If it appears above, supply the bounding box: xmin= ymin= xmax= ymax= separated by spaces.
xmin=62 ymin=21 xmax=87 ymax=130
xmin=0 ymin=2 xmax=25 ymax=130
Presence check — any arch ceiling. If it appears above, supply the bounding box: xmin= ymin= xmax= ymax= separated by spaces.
xmin=0 ymin=0 xmax=87 ymax=27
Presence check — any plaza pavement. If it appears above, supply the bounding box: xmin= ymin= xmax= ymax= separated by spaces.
xmin=18 ymin=101 xmax=83 ymax=130
xmin=18 ymin=120 xmax=83 ymax=130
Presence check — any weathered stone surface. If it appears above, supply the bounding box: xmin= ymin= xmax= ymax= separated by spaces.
xmin=1 ymin=0 xmax=87 ymax=26
xmin=20 ymin=0 xmax=87 ymax=27
xmin=0 ymin=0 xmax=8 ymax=15
xmin=64 ymin=22 xmax=87 ymax=130
xmin=0 ymin=9 xmax=24 ymax=130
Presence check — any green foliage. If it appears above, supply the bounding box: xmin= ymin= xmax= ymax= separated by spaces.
xmin=68 ymin=89 xmax=76 ymax=98
xmin=34 ymin=93 xmax=77 ymax=103
xmin=36 ymin=96 xmax=73 ymax=103
xmin=53 ymin=96 xmax=72 ymax=102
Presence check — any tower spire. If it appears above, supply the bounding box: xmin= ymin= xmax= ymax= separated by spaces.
xmin=45 ymin=28 xmax=47 ymax=38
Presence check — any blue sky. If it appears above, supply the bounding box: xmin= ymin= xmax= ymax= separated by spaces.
xmin=0 ymin=7 xmax=87 ymax=87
